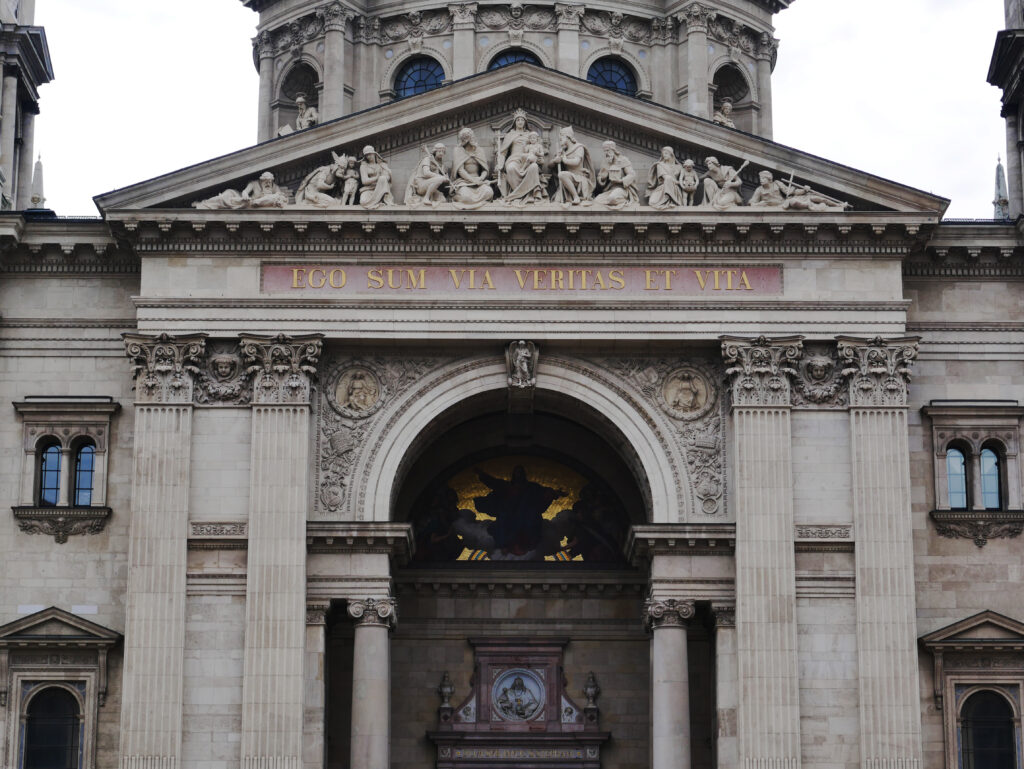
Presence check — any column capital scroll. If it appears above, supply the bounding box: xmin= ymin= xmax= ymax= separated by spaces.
xmin=319 ymin=2 xmax=355 ymax=32
xmin=643 ymin=598 xmax=695 ymax=631
xmin=836 ymin=335 xmax=920 ymax=407
xmin=721 ymin=335 xmax=804 ymax=407
xmin=347 ymin=597 xmax=396 ymax=629
xmin=554 ymin=3 xmax=585 ymax=30
xmin=124 ymin=332 xmax=207 ymax=404
xmin=448 ymin=2 xmax=479 ymax=28
xmin=240 ymin=333 xmax=324 ymax=404
xmin=677 ymin=3 xmax=713 ymax=34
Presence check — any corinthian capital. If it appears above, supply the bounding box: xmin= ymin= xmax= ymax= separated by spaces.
xmin=240 ymin=333 xmax=324 ymax=404
xmin=678 ymin=3 xmax=713 ymax=34
xmin=448 ymin=2 xmax=478 ymax=28
xmin=836 ymin=336 xmax=920 ymax=407
xmin=348 ymin=597 xmax=397 ymax=628
xmin=756 ymin=31 xmax=779 ymax=62
xmin=643 ymin=598 xmax=695 ymax=630
xmin=319 ymin=1 xmax=354 ymax=32
xmin=721 ymin=335 xmax=804 ymax=407
xmin=554 ymin=3 xmax=585 ymax=29
xmin=254 ymin=30 xmax=276 ymax=59
xmin=124 ymin=333 xmax=207 ymax=404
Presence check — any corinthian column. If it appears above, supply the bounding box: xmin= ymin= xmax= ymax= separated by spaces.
xmin=755 ymin=34 xmax=777 ymax=140
xmin=119 ymin=333 xmax=207 ymax=769
xmin=836 ymin=336 xmax=923 ymax=769
xmin=680 ymin=4 xmax=712 ymax=119
xmin=645 ymin=598 xmax=694 ymax=769
xmin=448 ymin=3 xmax=478 ymax=80
xmin=238 ymin=334 xmax=324 ymax=769
xmin=721 ymin=335 xmax=804 ymax=769
xmin=554 ymin=4 xmax=584 ymax=76
xmin=348 ymin=598 xmax=396 ymax=769
xmin=256 ymin=32 xmax=276 ymax=142
xmin=320 ymin=3 xmax=352 ymax=121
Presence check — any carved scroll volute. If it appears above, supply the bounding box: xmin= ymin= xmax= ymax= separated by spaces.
xmin=347 ymin=597 xmax=397 ymax=629
xmin=240 ymin=333 xmax=324 ymax=404
xmin=124 ymin=333 xmax=208 ymax=404
xmin=836 ymin=336 xmax=920 ymax=407
xmin=720 ymin=335 xmax=804 ymax=407
xmin=642 ymin=598 xmax=695 ymax=631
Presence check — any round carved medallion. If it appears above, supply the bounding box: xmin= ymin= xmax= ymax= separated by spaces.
xmin=659 ymin=367 xmax=716 ymax=420
xmin=491 ymin=668 xmax=545 ymax=722
xmin=330 ymin=366 xmax=384 ymax=417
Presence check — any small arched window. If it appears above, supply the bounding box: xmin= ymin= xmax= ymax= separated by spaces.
xmin=488 ymin=49 xmax=541 ymax=70
xmin=960 ymin=690 xmax=1015 ymax=769
xmin=394 ymin=56 xmax=445 ymax=98
xmin=39 ymin=441 xmax=61 ymax=507
xmin=587 ymin=57 xmax=638 ymax=97
xmin=946 ymin=447 xmax=968 ymax=510
xmin=73 ymin=442 xmax=96 ymax=507
xmin=980 ymin=447 xmax=1002 ymax=510
xmin=24 ymin=687 xmax=81 ymax=769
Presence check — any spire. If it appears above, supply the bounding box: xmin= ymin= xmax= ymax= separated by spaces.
xmin=994 ymin=155 xmax=1010 ymax=219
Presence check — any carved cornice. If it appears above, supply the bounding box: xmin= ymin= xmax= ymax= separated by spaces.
xmin=124 ymin=332 xmax=207 ymax=404
xmin=721 ymin=335 xmax=803 ymax=407
xmin=12 ymin=507 xmax=112 ymax=544
xmin=305 ymin=522 xmax=414 ymax=562
xmin=930 ymin=510 xmax=1024 ymax=548
xmin=240 ymin=333 xmax=324 ymax=404
xmin=626 ymin=524 xmax=735 ymax=562
xmin=643 ymin=598 xmax=695 ymax=630
xmin=347 ymin=597 xmax=397 ymax=628
xmin=836 ymin=335 xmax=919 ymax=408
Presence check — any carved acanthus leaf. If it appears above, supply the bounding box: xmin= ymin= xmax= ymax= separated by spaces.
xmin=721 ymin=335 xmax=804 ymax=407
xmin=836 ymin=336 xmax=919 ymax=407
xmin=930 ymin=511 xmax=1024 ymax=548
xmin=240 ymin=333 xmax=324 ymax=404
xmin=124 ymin=333 xmax=207 ymax=404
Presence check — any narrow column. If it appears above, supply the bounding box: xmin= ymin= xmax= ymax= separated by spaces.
xmin=348 ymin=598 xmax=395 ymax=769
xmin=256 ymin=32 xmax=276 ymax=143
xmin=304 ymin=602 xmax=330 ymax=769
xmin=645 ymin=598 xmax=693 ymax=769
xmin=681 ymin=4 xmax=712 ymax=119
xmin=321 ymin=4 xmax=351 ymax=121
xmin=56 ymin=447 xmax=71 ymax=506
xmin=837 ymin=337 xmax=924 ymax=769
xmin=15 ymin=112 xmax=34 ymax=210
xmin=755 ymin=34 xmax=777 ymax=140
xmin=449 ymin=4 xmax=478 ymax=80
xmin=1006 ymin=113 xmax=1024 ymax=218
xmin=721 ymin=336 xmax=804 ymax=769
xmin=711 ymin=603 xmax=738 ymax=769
xmin=239 ymin=334 xmax=324 ymax=769
xmin=554 ymin=4 xmax=584 ymax=76
xmin=119 ymin=333 xmax=208 ymax=769
xmin=0 ymin=71 xmax=19 ymax=202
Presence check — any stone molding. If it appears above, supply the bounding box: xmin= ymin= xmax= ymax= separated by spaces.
xmin=711 ymin=603 xmax=735 ymax=628
xmin=930 ymin=510 xmax=1024 ymax=548
xmin=347 ymin=597 xmax=397 ymax=628
xmin=305 ymin=522 xmax=414 ymax=563
xmin=643 ymin=598 xmax=695 ymax=630
xmin=836 ymin=335 xmax=919 ymax=408
xmin=318 ymin=2 xmax=354 ymax=33
xmin=721 ymin=335 xmax=803 ymax=407
xmin=240 ymin=332 xmax=324 ymax=404
xmin=678 ymin=3 xmax=713 ymax=35
xmin=626 ymin=524 xmax=735 ymax=562
xmin=306 ymin=602 xmax=331 ymax=626
xmin=124 ymin=332 xmax=207 ymax=404
xmin=794 ymin=524 xmax=855 ymax=553
xmin=12 ymin=506 xmax=112 ymax=544
xmin=448 ymin=2 xmax=478 ymax=28
xmin=553 ymin=3 xmax=584 ymax=30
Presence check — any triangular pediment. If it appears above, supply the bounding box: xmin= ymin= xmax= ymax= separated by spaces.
xmin=95 ymin=64 xmax=947 ymax=217
xmin=920 ymin=610 xmax=1024 ymax=650
xmin=0 ymin=607 xmax=121 ymax=647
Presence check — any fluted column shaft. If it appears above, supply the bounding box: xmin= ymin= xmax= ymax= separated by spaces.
xmin=682 ymin=6 xmax=711 ymax=119
xmin=321 ymin=14 xmax=348 ymax=121
xmin=839 ymin=337 xmax=923 ymax=769
xmin=755 ymin=55 xmax=773 ymax=140
xmin=349 ymin=599 xmax=395 ymax=769
xmin=257 ymin=35 xmax=275 ymax=143
xmin=646 ymin=599 xmax=693 ymax=769
xmin=1 ymin=72 xmax=19 ymax=200
xmin=15 ymin=111 xmax=34 ymax=209
xmin=1008 ymin=113 xmax=1024 ymax=218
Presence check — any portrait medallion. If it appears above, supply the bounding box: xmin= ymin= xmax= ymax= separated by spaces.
xmin=330 ymin=365 xmax=384 ymax=418
xmin=659 ymin=366 xmax=716 ymax=420
xmin=491 ymin=668 xmax=545 ymax=722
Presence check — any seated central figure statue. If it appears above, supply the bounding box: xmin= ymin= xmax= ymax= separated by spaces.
xmin=496 ymin=109 xmax=546 ymax=206
xmin=450 ymin=128 xmax=495 ymax=210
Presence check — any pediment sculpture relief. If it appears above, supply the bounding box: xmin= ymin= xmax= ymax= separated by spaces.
xmin=190 ymin=107 xmax=852 ymax=213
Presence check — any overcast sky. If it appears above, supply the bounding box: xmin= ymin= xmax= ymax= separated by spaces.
xmin=33 ymin=0 xmax=1006 ymax=218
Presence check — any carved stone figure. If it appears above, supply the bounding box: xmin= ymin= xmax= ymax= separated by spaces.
xmin=405 ymin=143 xmax=449 ymax=207
xmin=294 ymin=94 xmax=318 ymax=130
xmin=193 ymin=172 xmax=289 ymax=210
xmin=195 ymin=346 xmax=251 ymax=406
xmin=507 ymin=340 xmax=537 ymax=388
xmin=295 ymin=152 xmax=349 ymax=208
xmin=701 ymin=157 xmax=747 ymax=210
xmin=496 ymin=109 xmax=546 ymax=205
xmin=791 ymin=347 xmax=847 ymax=408
xmin=593 ymin=141 xmax=638 ymax=209
xmin=660 ymin=367 xmax=713 ymax=419
xmin=334 ymin=366 xmax=383 ymax=416
xmin=495 ymin=674 xmax=541 ymax=721
xmin=339 ymin=156 xmax=360 ymax=206
xmin=647 ymin=147 xmax=688 ymax=209
xmin=358 ymin=145 xmax=394 ymax=208
xmin=748 ymin=170 xmax=790 ymax=208
xmin=552 ymin=126 xmax=594 ymax=206
xmin=451 ymin=127 xmax=496 ymax=210
xmin=712 ymin=98 xmax=736 ymax=128
xmin=781 ymin=184 xmax=852 ymax=211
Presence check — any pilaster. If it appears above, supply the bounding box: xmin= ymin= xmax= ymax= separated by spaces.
xmin=448 ymin=3 xmax=478 ymax=79
xmin=0 ymin=71 xmax=17 ymax=203
xmin=238 ymin=334 xmax=324 ymax=769
xmin=304 ymin=602 xmax=330 ymax=769
xmin=721 ymin=335 xmax=803 ymax=769
xmin=320 ymin=3 xmax=352 ymax=121
xmin=1008 ymin=112 xmax=1024 ymax=218
xmin=837 ymin=336 xmax=923 ymax=769
xmin=554 ymin=4 xmax=584 ymax=76
xmin=680 ymin=4 xmax=713 ymax=119
xmin=119 ymin=333 xmax=207 ymax=769
xmin=755 ymin=34 xmax=777 ymax=140
xmin=711 ymin=603 xmax=738 ymax=769
xmin=348 ymin=598 xmax=396 ymax=769
xmin=256 ymin=32 xmax=276 ymax=143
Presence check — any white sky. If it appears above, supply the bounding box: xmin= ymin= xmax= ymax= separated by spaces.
xmin=33 ymin=0 xmax=1007 ymax=218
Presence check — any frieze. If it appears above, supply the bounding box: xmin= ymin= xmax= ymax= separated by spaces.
xmin=795 ymin=525 xmax=853 ymax=539
xmin=930 ymin=510 xmax=1024 ymax=548
xmin=12 ymin=507 xmax=112 ymax=544
xmin=478 ymin=4 xmax=556 ymax=33
xmin=11 ymin=651 xmax=96 ymax=667
xmin=190 ymin=522 xmax=248 ymax=537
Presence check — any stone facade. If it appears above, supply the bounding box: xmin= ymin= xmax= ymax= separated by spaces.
xmin=1 ymin=3 xmax=1024 ymax=769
